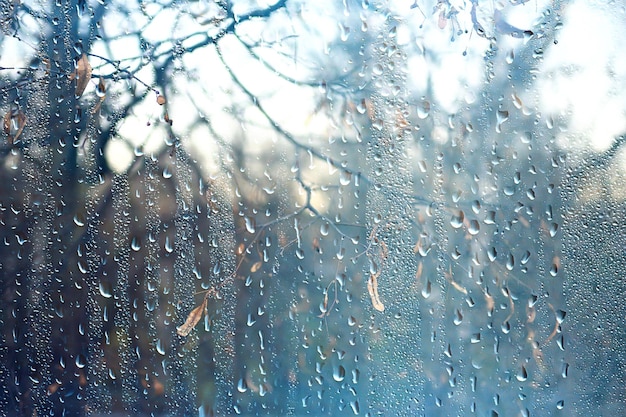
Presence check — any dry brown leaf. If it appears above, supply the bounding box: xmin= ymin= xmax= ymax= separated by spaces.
xmin=91 ymin=77 xmax=107 ymax=114
xmin=250 ymin=261 xmax=262 ymax=273
xmin=176 ymin=296 xmax=208 ymax=337
xmin=96 ymin=76 xmax=106 ymax=97
xmin=70 ymin=53 xmax=92 ymax=98
xmin=3 ymin=108 xmax=26 ymax=144
xmin=367 ymin=274 xmax=385 ymax=312
xmin=2 ymin=112 xmax=10 ymax=138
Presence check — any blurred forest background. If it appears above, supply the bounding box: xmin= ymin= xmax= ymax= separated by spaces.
xmin=1 ymin=0 xmax=625 ymax=416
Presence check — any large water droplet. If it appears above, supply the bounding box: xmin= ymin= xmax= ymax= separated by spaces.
xmin=75 ymin=353 xmax=87 ymax=369
xmin=333 ymin=365 xmax=345 ymax=382
xmin=450 ymin=210 xmax=464 ymax=228
xmin=131 ymin=236 xmax=142 ymax=251
xmin=99 ymin=281 xmax=112 ymax=298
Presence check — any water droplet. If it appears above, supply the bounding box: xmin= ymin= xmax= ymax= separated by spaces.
xmin=471 ymin=333 xmax=481 ymax=343
xmin=549 ymin=222 xmax=559 ymax=237
xmin=156 ymin=339 xmax=166 ymax=355
xmin=516 ymin=365 xmax=528 ymax=381
xmin=468 ymin=220 xmax=480 ymax=235
xmin=99 ymin=281 xmax=112 ymax=298
xmin=333 ymin=365 xmax=345 ymax=382
xmin=453 ymin=309 xmax=463 ymax=325
xmin=495 ymin=110 xmax=509 ymax=133
xmin=505 ymin=49 xmax=515 ymax=64
xmin=556 ymin=400 xmax=564 ymax=410
xmin=352 ymin=368 xmax=360 ymax=384
xmin=75 ymin=353 xmax=87 ymax=369
xmin=131 ymin=236 xmax=142 ymax=251
xmin=501 ymin=321 xmax=511 ymax=334
xmin=164 ymin=236 xmax=174 ymax=253
xmin=350 ymin=400 xmax=360 ymax=414
xmin=244 ymin=217 xmax=256 ymax=234
xmin=506 ymin=253 xmax=514 ymax=270
xmin=450 ymin=210 xmax=464 ymax=228
xmin=73 ymin=213 xmax=85 ymax=227
xmin=488 ymin=247 xmax=497 ymax=262
xmin=237 ymin=378 xmax=247 ymax=393
xmin=162 ymin=166 xmax=172 ymax=179
xmin=421 ymin=280 xmax=431 ymax=299
xmin=417 ymin=100 xmax=430 ymax=119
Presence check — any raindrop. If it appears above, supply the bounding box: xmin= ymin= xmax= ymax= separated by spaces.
xmin=162 ymin=166 xmax=172 ymax=178
xmin=356 ymin=99 xmax=367 ymax=114
xmin=73 ymin=213 xmax=85 ymax=227
xmin=99 ymin=281 xmax=113 ymax=298
xmin=550 ymin=262 xmax=558 ymax=276
xmin=237 ymin=378 xmax=247 ymax=393
xmin=488 ymin=247 xmax=497 ymax=262
xmin=339 ymin=23 xmax=350 ymax=41
xmin=505 ymin=49 xmax=514 ymax=64
xmin=350 ymin=400 xmax=359 ymax=414
xmin=471 ymin=333 xmax=481 ymax=343
xmin=549 ymin=222 xmax=559 ymax=237
xmin=165 ymin=236 xmax=174 ymax=253
xmin=417 ymin=100 xmax=430 ymax=119
xmin=496 ymin=110 xmax=509 ymax=133
xmin=339 ymin=170 xmax=352 ymax=185
xmin=556 ymin=400 xmax=564 ymax=410
xmin=453 ymin=309 xmax=463 ymax=325
xmin=450 ymin=210 xmax=464 ymax=228
xmin=352 ymin=368 xmax=360 ymax=384
xmin=131 ymin=236 xmax=142 ymax=251
xmin=156 ymin=339 xmax=166 ymax=356
xmin=506 ymin=253 xmax=514 ymax=270
xmin=516 ymin=365 xmax=528 ymax=381
xmin=333 ymin=365 xmax=346 ymax=382
xmin=75 ymin=353 xmax=87 ymax=369
xmin=244 ymin=217 xmax=256 ymax=234
xmin=421 ymin=280 xmax=431 ymax=299
xmin=501 ymin=321 xmax=511 ymax=334
xmin=15 ymin=232 xmax=27 ymax=245
xmin=468 ymin=220 xmax=480 ymax=235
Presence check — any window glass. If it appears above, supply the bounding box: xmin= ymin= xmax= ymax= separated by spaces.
xmin=1 ymin=0 xmax=625 ymax=415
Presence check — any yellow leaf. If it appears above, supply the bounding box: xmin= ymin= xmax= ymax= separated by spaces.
xmin=176 ymin=296 xmax=208 ymax=337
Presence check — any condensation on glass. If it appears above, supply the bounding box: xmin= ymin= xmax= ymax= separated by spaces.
xmin=0 ymin=0 xmax=625 ymax=416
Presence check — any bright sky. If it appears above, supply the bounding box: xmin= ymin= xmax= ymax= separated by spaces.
xmin=2 ymin=0 xmax=625 ymax=168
